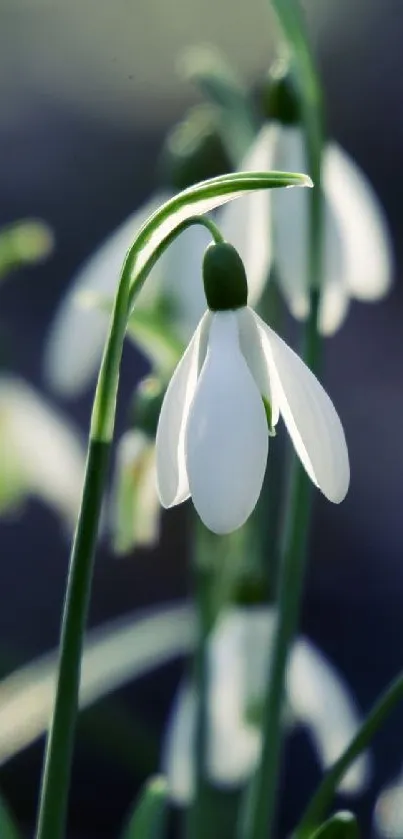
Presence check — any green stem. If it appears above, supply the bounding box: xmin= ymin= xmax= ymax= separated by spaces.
xmin=34 ymin=439 xmax=111 ymax=839
xmin=187 ymin=521 xmax=215 ymax=839
xmin=35 ymin=236 xmax=132 ymax=839
xmin=241 ymin=94 xmax=324 ymax=839
xmin=295 ymin=669 xmax=403 ymax=838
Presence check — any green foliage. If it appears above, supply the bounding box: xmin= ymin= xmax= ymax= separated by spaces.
xmin=120 ymin=777 xmax=168 ymax=839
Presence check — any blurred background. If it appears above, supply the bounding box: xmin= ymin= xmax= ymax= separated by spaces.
xmin=0 ymin=0 xmax=403 ymax=835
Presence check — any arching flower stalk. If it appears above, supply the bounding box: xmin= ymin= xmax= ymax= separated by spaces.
xmin=156 ymin=241 xmax=349 ymax=535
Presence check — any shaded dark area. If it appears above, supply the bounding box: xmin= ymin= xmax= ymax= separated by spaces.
xmin=0 ymin=2 xmax=403 ymax=837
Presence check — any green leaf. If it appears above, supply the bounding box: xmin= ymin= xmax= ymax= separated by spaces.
xmin=0 ymin=791 xmax=20 ymax=839
xmin=127 ymin=170 xmax=312 ymax=311
xmin=0 ymin=603 xmax=195 ymax=766
xmin=294 ymin=669 xmax=403 ymax=838
xmin=180 ymin=45 xmax=258 ymax=165
xmin=310 ymin=812 xmax=359 ymax=839
xmin=120 ymin=776 xmax=168 ymax=839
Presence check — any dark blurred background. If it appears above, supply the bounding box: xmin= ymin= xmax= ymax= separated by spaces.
xmin=0 ymin=0 xmax=403 ymax=835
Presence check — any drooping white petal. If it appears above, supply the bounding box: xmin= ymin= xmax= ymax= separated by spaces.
xmin=237 ymin=306 xmax=280 ymax=427
xmin=163 ymin=680 xmax=197 ymax=804
xmin=289 ymin=639 xmax=371 ymax=794
xmin=156 ymin=311 xmax=211 ymax=508
xmin=163 ymin=607 xmax=274 ymax=804
xmin=0 ymin=377 xmax=85 ymax=526
xmin=185 ymin=311 xmax=268 ymax=534
xmin=318 ymin=276 xmax=350 ymax=337
xmin=374 ymin=770 xmax=403 ymax=839
xmin=324 ymin=143 xmax=393 ymax=301
xmin=271 ymin=125 xmax=346 ymax=332
xmin=44 ymin=193 xmax=167 ymax=397
xmin=218 ymin=125 xmax=277 ymax=307
xmin=250 ymin=309 xmax=349 ymax=502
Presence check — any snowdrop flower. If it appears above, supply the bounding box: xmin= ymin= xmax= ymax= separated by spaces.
xmin=373 ymin=768 xmax=403 ymax=839
xmin=111 ymin=430 xmax=160 ymax=553
xmin=156 ymin=241 xmax=349 ymax=535
xmin=0 ymin=377 xmax=85 ymax=527
xmin=163 ymin=606 xmax=370 ymax=804
xmin=231 ymin=84 xmax=393 ymax=334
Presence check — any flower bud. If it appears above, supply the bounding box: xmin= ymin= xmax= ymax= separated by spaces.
xmin=203 ymin=242 xmax=248 ymax=312
xmin=259 ymin=61 xmax=300 ymax=125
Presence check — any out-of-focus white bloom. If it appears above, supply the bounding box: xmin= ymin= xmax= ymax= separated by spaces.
xmin=156 ymin=301 xmax=349 ymax=534
xmin=111 ymin=429 xmax=160 ymax=553
xmin=0 ymin=377 xmax=85 ymax=527
xmin=163 ymin=606 xmax=371 ymax=804
xmin=237 ymin=124 xmax=393 ymax=335
xmin=373 ymin=769 xmax=403 ymax=839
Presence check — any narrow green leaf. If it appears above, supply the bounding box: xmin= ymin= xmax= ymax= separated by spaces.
xmin=126 ymin=170 xmax=312 ymax=311
xmin=294 ymin=669 xmax=403 ymax=837
xmin=120 ymin=776 xmax=168 ymax=839
xmin=0 ymin=603 xmax=195 ymax=766
xmin=310 ymin=812 xmax=359 ymax=839
xmin=180 ymin=45 xmax=258 ymax=164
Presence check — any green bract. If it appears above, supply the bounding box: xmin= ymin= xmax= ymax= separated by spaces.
xmin=202 ymin=242 xmax=248 ymax=311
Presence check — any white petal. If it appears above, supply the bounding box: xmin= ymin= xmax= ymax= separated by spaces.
xmin=288 ymin=639 xmax=371 ymax=794
xmin=218 ymin=126 xmax=277 ymax=307
xmin=324 ymin=143 xmax=393 ymax=301
xmin=163 ymin=680 xmax=197 ymax=805
xmin=374 ymin=771 xmax=403 ymax=839
xmin=0 ymin=376 xmax=85 ymax=526
xmin=237 ymin=306 xmax=280 ymax=427
xmin=156 ymin=311 xmax=211 ymax=508
xmin=185 ymin=311 xmax=268 ymax=534
xmin=318 ymin=277 xmax=350 ymax=337
xmin=271 ymin=126 xmax=346 ymax=331
xmin=250 ymin=309 xmax=349 ymax=502
xmin=44 ymin=193 xmax=167 ymax=397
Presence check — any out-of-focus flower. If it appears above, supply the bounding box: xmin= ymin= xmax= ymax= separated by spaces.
xmin=373 ymin=769 xmax=403 ymax=839
xmin=234 ymin=122 xmax=393 ymax=335
xmin=163 ymin=606 xmax=370 ymax=803
xmin=156 ymin=242 xmax=349 ymax=535
xmin=0 ymin=377 xmax=85 ymax=527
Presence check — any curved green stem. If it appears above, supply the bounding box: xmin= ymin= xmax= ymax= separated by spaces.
xmin=295 ymin=669 xmax=403 ymax=838
xmin=34 ymin=211 xmax=226 ymax=839
xmin=35 ymin=439 xmax=111 ymax=839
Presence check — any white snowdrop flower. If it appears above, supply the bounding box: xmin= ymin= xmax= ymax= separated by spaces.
xmin=156 ymin=241 xmax=349 ymax=535
xmin=233 ymin=120 xmax=393 ymax=335
xmin=163 ymin=606 xmax=370 ymax=804
xmin=0 ymin=377 xmax=85 ymax=527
